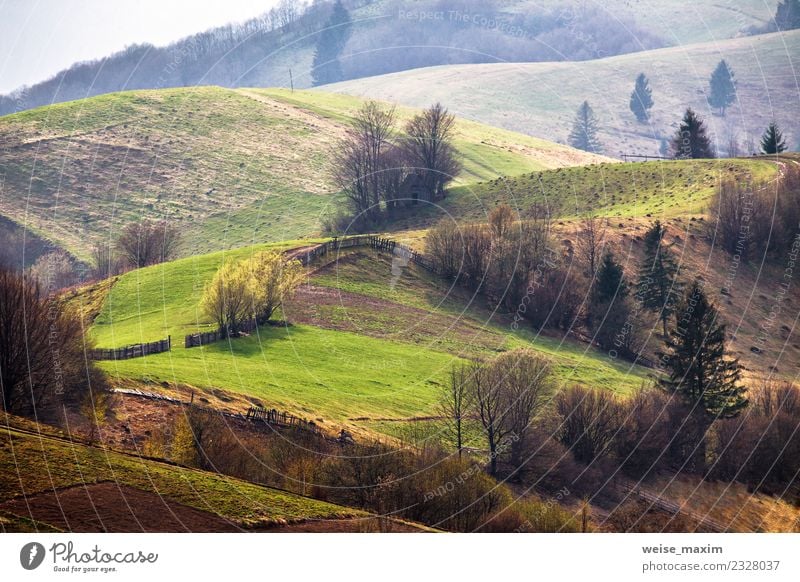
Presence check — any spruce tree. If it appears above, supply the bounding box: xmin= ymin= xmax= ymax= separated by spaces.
xmin=707 ymin=60 xmax=736 ymax=116
xmin=671 ymin=108 xmax=714 ymax=159
xmin=311 ymin=0 xmax=352 ymax=86
xmin=662 ymin=281 xmax=746 ymax=473
xmin=629 ymin=73 xmax=654 ymax=123
xmin=760 ymin=121 xmax=787 ymax=154
xmin=568 ymin=101 xmax=602 ymax=153
xmin=593 ymin=252 xmax=628 ymax=306
xmin=636 ymin=221 xmax=682 ymax=336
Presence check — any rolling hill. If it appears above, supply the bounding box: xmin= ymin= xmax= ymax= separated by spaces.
xmin=326 ymin=29 xmax=800 ymax=158
xmin=0 ymin=86 xmax=608 ymax=261
xmin=86 ymin=237 xmax=649 ymax=439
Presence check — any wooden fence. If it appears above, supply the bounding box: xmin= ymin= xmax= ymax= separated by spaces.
xmin=245 ymin=405 xmax=319 ymax=432
xmin=295 ymin=234 xmax=438 ymax=273
xmin=185 ymin=318 xmax=259 ymax=348
xmin=91 ymin=336 xmax=171 ymax=360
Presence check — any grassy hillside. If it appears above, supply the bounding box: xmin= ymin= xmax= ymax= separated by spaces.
xmin=0 ymin=418 xmax=363 ymax=531
xmin=371 ymin=158 xmax=780 ymax=232
xmin=327 ymin=30 xmax=800 ymax=158
xmin=91 ymin=238 xmax=649 ymax=436
xmin=0 ymin=86 xmax=606 ymax=261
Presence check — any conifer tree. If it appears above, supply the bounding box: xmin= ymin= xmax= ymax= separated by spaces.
xmin=671 ymin=108 xmax=714 ymax=159
xmin=636 ymin=221 xmax=683 ymax=336
xmin=760 ymin=121 xmax=787 ymax=154
xmin=707 ymin=60 xmax=736 ymax=116
xmin=568 ymin=101 xmax=602 ymax=153
xmin=629 ymin=73 xmax=654 ymax=123
xmin=311 ymin=0 xmax=352 ymax=86
xmin=593 ymin=252 xmax=628 ymax=306
xmin=662 ymin=281 xmax=746 ymax=473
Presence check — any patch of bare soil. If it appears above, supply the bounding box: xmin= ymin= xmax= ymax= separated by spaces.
xmin=0 ymin=483 xmax=240 ymax=532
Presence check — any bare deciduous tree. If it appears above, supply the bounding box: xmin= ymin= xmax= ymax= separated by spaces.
xmin=555 ymin=386 xmax=623 ymax=465
xmin=438 ymin=363 xmax=473 ymax=459
xmin=333 ymin=101 xmax=396 ymax=223
xmin=402 ymin=103 xmax=461 ymax=199
xmin=488 ymin=204 xmax=515 ymax=239
xmin=575 ymin=215 xmax=607 ymax=279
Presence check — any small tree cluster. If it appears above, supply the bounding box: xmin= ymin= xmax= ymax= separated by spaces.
xmin=441 ymin=349 xmax=555 ymax=477
xmin=115 ymin=219 xmax=181 ymax=269
xmin=332 ymin=101 xmax=461 ymax=229
xmin=710 ymin=164 xmax=800 ymax=264
xmin=201 ymin=250 xmax=304 ymax=335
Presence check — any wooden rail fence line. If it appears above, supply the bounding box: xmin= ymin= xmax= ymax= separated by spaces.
xmin=91 ymin=336 xmax=171 ymax=360
xmin=245 ymin=405 xmax=319 ymax=433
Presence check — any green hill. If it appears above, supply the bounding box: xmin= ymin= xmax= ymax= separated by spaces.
xmin=327 ymin=30 xmax=800 ymax=159
xmin=0 ymin=87 xmax=607 ymax=261
xmin=90 ymin=238 xmax=649 ymax=437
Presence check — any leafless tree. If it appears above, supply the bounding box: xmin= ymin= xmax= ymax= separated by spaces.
xmin=91 ymin=242 xmax=125 ymax=279
xmin=493 ymin=350 xmax=554 ymax=470
xmin=332 ymin=101 xmax=396 ymax=222
xmin=555 ymin=385 xmax=624 ymax=465
xmin=488 ymin=204 xmax=515 ymax=239
xmin=575 ymin=215 xmax=607 ymax=279
xmin=29 ymin=250 xmax=78 ymax=292
xmin=115 ymin=219 xmax=181 ymax=268
xmin=438 ymin=363 xmax=473 ymax=459
xmin=426 ymin=220 xmax=463 ymax=279
xmin=402 ymin=103 xmax=461 ymax=199
xmin=468 ymin=360 xmax=510 ymax=476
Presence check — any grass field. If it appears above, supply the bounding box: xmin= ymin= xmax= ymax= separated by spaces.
xmin=0 ymin=86 xmax=606 ymax=261
xmin=0 ymin=420 xmax=362 ymax=529
xmin=328 ymin=30 xmax=800 ymax=159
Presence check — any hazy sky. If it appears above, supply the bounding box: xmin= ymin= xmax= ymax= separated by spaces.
xmin=0 ymin=0 xmax=281 ymax=93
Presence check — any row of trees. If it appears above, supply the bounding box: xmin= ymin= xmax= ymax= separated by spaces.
xmin=570 ymin=99 xmax=788 ymax=157
xmin=425 ymin=208 xmax=686 ymax=359
xmin=332 ymin=101 xmax=461 ymax=228
xmin=573 ymin=59 xmax=792 ymax=156
xmin=629 ymin=60 xmax=736 ymax=122
xmin=201 ymin=250 xmax=304 ymax=335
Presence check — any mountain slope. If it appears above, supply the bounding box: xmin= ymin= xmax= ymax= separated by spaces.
xmin=0 ymin=1 xmax=777 ymax=116
xmin=0 ymin=87 xmax=607 ymax=260
xmin=327 ymin=30 xmax=800 ymax=157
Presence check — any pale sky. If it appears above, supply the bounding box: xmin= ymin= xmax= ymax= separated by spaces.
xmin=0 ymin=0 xmax=282 ymax=93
